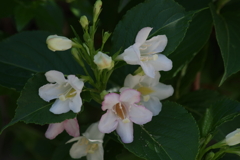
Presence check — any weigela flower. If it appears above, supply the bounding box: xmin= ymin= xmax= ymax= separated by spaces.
xmin=120 ymin=72 xmax=174 ymax=116
xmin=225 ymin=128 xmax=240 ymax=146
xmin=117 ymin=27 xmax=172 ymax=78
xmin=46 ymin=35 xmax=73 ymax=52
xmin=98 ymin=89 xmax=153 ymax=143
xmin=94 ymin=51 xmax=113 ymax=70
xmin=45 ymin=118 xmax=80 ymax=139
xmin=67 ymin=122 xmax=104 ymax=160
xmin=39 ymin=70 xmax=84 ymax=114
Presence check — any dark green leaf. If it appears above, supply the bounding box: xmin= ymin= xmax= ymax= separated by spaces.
xmin=14 ymin=4 xmax=35 ymax=31
xmin=0 ymin=0 xmax=17 ymax=18
xmin=210 ymin=3 xmax=240 ymax=85
xmin=122 ymin=101 xmax=199 ymax=160
xmin=175 ymin=0 xmax=211 ymax=11
xmin=161 ymin=9 xmax=212 ymax=81
xmin=0 ymin=73 xmax=77 ymax=134
xmin=0 ymin=31 xmax=83 ymax=90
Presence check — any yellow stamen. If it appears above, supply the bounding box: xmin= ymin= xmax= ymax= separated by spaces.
xmin=137 ymin=87 xmax=154 ymax=95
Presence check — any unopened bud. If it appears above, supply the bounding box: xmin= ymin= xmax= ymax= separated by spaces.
xmin=205 ymin=152 xmax=215 ymax=160
xmin=80 ymin=16 xmax=89 ymax=29
xmin=225 ymin=128 xmax=240 ymax=146
xmin=102 ymin=32 xmax=111 ymax=44
xmin=46 ymin=35 xmax=72 ymax=52
xmin=71 ymin=48 xmax=84 ymax=67
xmin=94 ymin=51 xmax=113 ymax=70
xmin=100 ymin=90 xmax=108 ymax=100
xmin=93 ymin=0 xmax=102 ymax=22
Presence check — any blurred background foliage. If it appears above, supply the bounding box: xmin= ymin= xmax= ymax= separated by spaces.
xmin=1 ymin=0 xmax=240 ymax=159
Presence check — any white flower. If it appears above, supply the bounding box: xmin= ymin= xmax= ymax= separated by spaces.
xmin=39 ymin=70 xmax=84 ymax=114
xmin=94 ymin=51 xmax=113 ymax=70
xmin=45 ymin=118 xmax=80 ymax=139
xmin=120 ymin=72 xmax=174 ymax=116
xmin=117 ymin=27 xmax=172 ymax=78
xmin=98 ymin=89 xmax=153 ymax=143
xmin=225 ymin=128 xmax=240 ymax=146
xmin=67 ymin=122 xmax=104 ymax=160
xmin=46 ymin=35 xmax=73 ymax=51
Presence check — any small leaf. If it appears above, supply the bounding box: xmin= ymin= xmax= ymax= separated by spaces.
xmin=122 ymin=101 xmax=199 ymax=160
xmin=0 ymin=73 xmax=77 ymax=134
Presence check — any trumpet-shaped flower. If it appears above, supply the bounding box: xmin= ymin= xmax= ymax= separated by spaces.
xmin=39 ymin=70 xmax=84 ymax=114
xmin=45 ymin=118 xmax=80 ymax=139
xmin=46 ymin=35 xmax=73 ymax=52
xmin=67 ymin=122 xmax=104 ymax=160
xmin=98 ymin=89 xmax=152 ymax=143
xmin=120 ymin=72 xmax=174 ymax=116
xmin=225 ymin=128 xmax=240 ymax=146
xmin=117 ymin=27 xmax=172 ymax=78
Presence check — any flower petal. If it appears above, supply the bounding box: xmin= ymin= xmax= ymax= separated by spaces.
xmin=150 ymin=54 xmax=172 ymax=72
xmin=45 ymin=70 xmax=66 ymax=84
xmin=140 ymin=72 xmax=160 ymax=87
xmin=142 ymin=97 xmax=162 ymax=116
xmin=67 ymin=75 xmax=84 ymax=91
xmin=69 ymin=142 xmax=88 ymax=159
xmin=116 ymin=121 xmax=133 ymax=143
xmin=98 ymin=110 xmax=118 ymax=133
xmin=135 ymin=27 xmax=152 ymax=45
xmin=39 ymin=83 xmax=63 ymax=102
xmin=129 ymin=104 xmax=152 ymax=124
xmin=69 ymin=94 xmax=82 ymax=113
xmin=83 ymin=122 xmax=104 ymax=141
xmin=140 ymin=62 xmax=155 ymax=78
xmin=123 ymin=74 xmax=142 ymax=89
xmin=151 ymin=83 xmax=174 ymax=100
xmin=64 ymin=118 xmax=80 ymax=137
xmin=45 ymin=123 xmax=64 ymax=139
xmin=120 ymin=89 xmax=140 ymax=104
xmin=50 ymin=99 xmax=70 ymax=114
xmin=102 ymin=93 xmax=120 ymax=110
xmin=66 ymin=137 xmax=82 ymax=143
xmin=122 ymin=45 xmax=141 ymax=65
xmin=142 ymin=35 xmax=168 ymax=54
xmin=86 ymin=144 xmax=104 ymax=160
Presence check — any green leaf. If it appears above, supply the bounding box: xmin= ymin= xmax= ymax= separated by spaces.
xmin=110 ymin=0 xmax=194 ymax=85
xmin=175 ymin=0 xmax=211 ymax=11
xmin=210 ymin=3 xmax=240 ymax=85
xmin=0 ymin=73 xmax=77 ymax=134
xmin=198 ymin=97 xmax=240 ymax=137
xmin=0 ymin=31 xmax=83 ymax=90
xmin=0 ymin=0 xmax=17 ymax=18
xmin=14 ymin=4 xmax=35 ymax=31
xmin=122 ymin=101 xmax=199 ymax=160
xmin=161 ymin=9 xmax=212 ymax=81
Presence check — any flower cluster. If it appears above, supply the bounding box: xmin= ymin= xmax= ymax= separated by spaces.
xmin=38 ymin=0 xmax=174 ymax=159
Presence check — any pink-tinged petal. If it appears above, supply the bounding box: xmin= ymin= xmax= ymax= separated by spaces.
xmin=129 ymin=104 xmax=153 ymax=124
xmin=123 ymin=74 xmax=142 ymax=89
xmin=50 ymin=99 xmax=70 ymax=114
xmin=86 ymin=144 xmax=104 ymax=160
xmin=151 ymin=83 xmax=174 ymax=100
xmin=116 ymin=121 xmax=133 ymax=143
xmin=45 ymin=123 xmax=64 ymax=139
xmin=151 ymin=54 xmax=172 ymax=72
xmin=122 ymin=45 xmax=141 ymax=65
xmin=39 ymin=83 xmax=63 ymax=102
xmin=142 ymin=97 xmax=162 ymax=116
xmin=119 ymin=87 xmax=130 ymax=93
xmin=63 ymin=118 xmax=80 ymax=137
xmin=69 ymin=94 xmax=82 ymax=113
xmin=120 ymin=89 xmax=141 ymax=104
xmin=69 ymin=142 xmax=88 ymax=159
xmin=45 ymin=70 xmax=66 ymax=84
xmin=67 ymin=75 xmax=84 ymax=91
xmin=135 ymin=27 xmax=152 ymax=45
xmin=140 ymin=62 xmax=155 ymax=78
xmin=83 ymin=122 xmax=104 ymax=141
xmin=98 ymin=110 xmax=118 ymax=133
xmin=102 ymin=93 xmax=120 ymax=110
